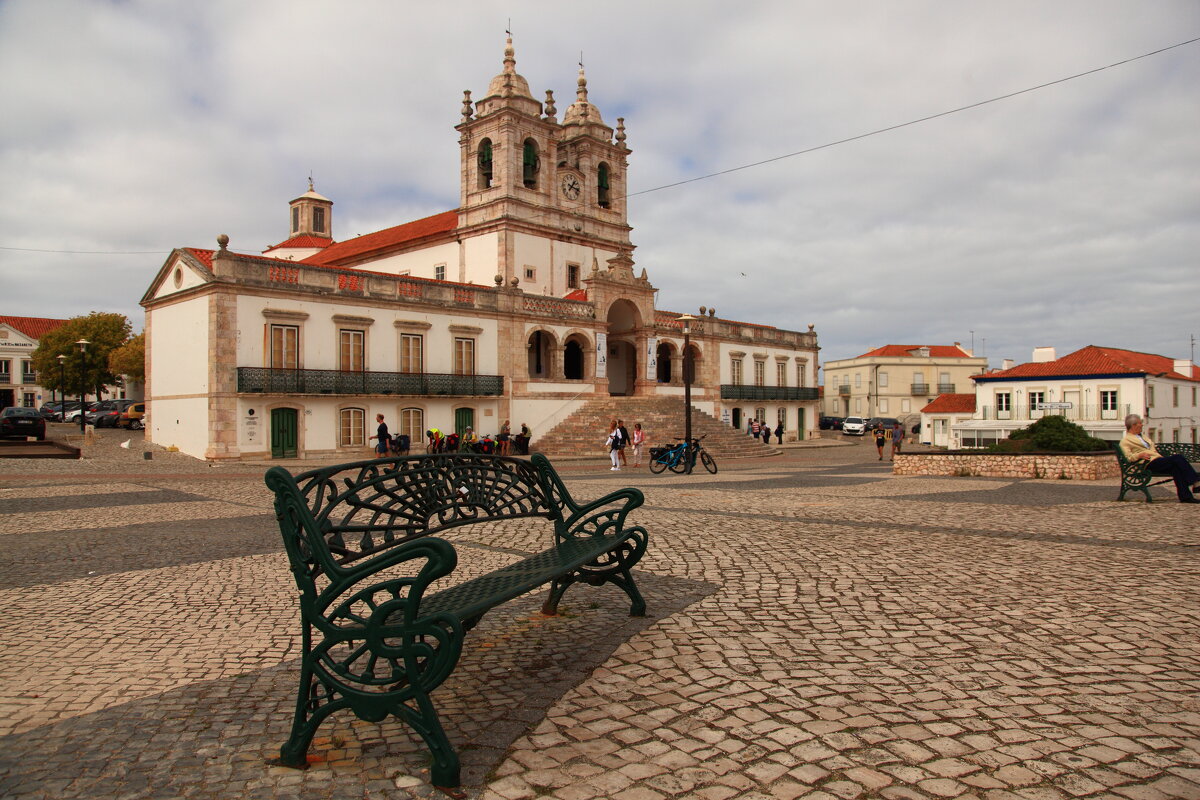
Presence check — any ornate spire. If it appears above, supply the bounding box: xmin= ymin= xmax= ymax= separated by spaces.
xmin=484 ymin=32 xmax=533 ymax=101
xmin=575 ymin=65 xmax=589 ymax=114
xmin=544 ymin=89 xmax=556 ymax=122
xmin=461 ymin=90 xmax=474 ymax=122
xmin=616 ymin=117 xmax=627 ymax=149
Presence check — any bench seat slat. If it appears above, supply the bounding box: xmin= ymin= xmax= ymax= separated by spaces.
xmin=419 ymin=532 xmax=628 ymax=622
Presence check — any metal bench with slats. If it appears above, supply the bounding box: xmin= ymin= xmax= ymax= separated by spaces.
xmin=265 ymin=453 xmax=648 ymax=791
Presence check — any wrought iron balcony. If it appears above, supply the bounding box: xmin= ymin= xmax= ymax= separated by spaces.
xmin=911 ymin=383 xmax=929 ymax=395
xmin=838 ymin=385 xmax=851 ymax=395
xmin=238 ymin=367 xmax=503 ymax=396
xmin=720 ymin=385 xmax=820 ymax=401
xmin=937 ymin=383 xmax=956 ymax=394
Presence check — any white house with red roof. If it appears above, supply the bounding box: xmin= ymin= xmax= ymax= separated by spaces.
xmin=140 ymin=38 xmax=820 ymax=460
xmin=949 ymin=345 xmax=1200 ymax=448
xmin=822 ymin=344 xmax=988 ymax=425
xmin=0 ymin=315 xmax=67 ymax=409
xmin=917 ymin=393 xmax=977 ymax=448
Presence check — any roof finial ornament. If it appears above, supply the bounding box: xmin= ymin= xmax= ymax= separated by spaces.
xmin=461 ymin=89 xmax=474 ymax=122
xmin=308 ymin=174 xmax=314 ymax=192
xmin=615 ymin=117 xmax=627 ymax=148
xmin=503 ymin=30 xmax=516 ymax=75
xmin=543 ymin=89 xmax=556 ymax=122
xmin=576 ymin=55 xmax=589 ymax=104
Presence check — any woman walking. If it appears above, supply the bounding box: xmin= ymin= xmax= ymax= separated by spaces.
xmin=874 ymin=423 xmax=887 ymax=460
xmin=497 ymin=419 xmax=511 ymax=455
xmin=605 ymin=420 xmax=622 ymax=471
xmin=631 ymin=422 xmax=645 ymax=467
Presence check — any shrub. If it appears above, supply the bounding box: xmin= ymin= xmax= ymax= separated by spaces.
xmin=989 ymin=415 xmax=1110 ymax=453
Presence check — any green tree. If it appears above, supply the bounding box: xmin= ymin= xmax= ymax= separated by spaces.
xmin=108 ymin=332 xmax=145 ymax=382
xmin=32 ymin=312 xmax=132 ymax=399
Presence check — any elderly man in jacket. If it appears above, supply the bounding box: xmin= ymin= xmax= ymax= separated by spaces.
xmin=1119 ymin=414 xmax=1199 ymax=503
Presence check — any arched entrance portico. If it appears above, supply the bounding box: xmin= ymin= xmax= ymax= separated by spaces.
xmin=605 ymin=299 xmax=641 ymax=396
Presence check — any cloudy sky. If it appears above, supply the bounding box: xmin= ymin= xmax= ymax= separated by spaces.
xmin=2 ymin=1 xmax=1197 ymax=366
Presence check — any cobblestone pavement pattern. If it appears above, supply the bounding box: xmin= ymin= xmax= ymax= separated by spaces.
xmin=1 ymin=429 xmax=1198 ymax=799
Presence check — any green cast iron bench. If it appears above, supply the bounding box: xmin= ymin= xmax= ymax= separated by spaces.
xmin=264 ymin=453 xmax=649 ymax=791
xmin=1114 ymin=441 xmax=1200 ymax=502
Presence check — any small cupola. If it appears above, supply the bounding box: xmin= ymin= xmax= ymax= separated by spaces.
xmin=288 ymin=180 xmax=333 ymax=240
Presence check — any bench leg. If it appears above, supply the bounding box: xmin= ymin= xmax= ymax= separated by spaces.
xmin=394 ymin=692 xmax=461 ymax=790
xmin=277 ymin=666 xmax=350 ymax=768
xmin=542 ymin=568 xmax=646 ymax=618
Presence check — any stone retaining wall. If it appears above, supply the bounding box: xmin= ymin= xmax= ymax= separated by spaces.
xmin=893 ymin=451 xmax=1118 ymax=480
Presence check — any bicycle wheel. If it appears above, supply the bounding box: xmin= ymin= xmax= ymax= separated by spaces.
xmin=700 ymin=450 xmax=718 ymax=474
xmin=649 ymin=455 xmax=668 ymax=474
xmin=668 ymin=451 xmax=688 ymax=473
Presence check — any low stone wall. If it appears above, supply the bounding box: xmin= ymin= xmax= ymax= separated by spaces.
xmin=893 ymin=451 xmax=1118 ymax=480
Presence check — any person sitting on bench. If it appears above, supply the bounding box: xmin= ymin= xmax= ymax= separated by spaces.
xmin=1120 ymin=414 xmax=1200 ymax=504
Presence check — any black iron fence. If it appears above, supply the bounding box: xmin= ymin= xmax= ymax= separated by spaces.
xmin=720 ymin=385 xmax=820 ymax=401
xmin=238 ymin=368 xmax=503 ymax=396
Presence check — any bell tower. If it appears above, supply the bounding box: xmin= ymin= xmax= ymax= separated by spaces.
xmin=287 ymin=180 xmax=333 ymax=240
xmin=456 ymin=36 xmax=556 ymax=218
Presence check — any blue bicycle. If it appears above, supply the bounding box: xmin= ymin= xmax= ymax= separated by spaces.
xmin=648 ymin=435 xmax=718 ymax=474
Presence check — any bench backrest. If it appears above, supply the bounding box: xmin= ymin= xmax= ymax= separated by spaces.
xmin=266 ymin=454 xmax=562 ymax=582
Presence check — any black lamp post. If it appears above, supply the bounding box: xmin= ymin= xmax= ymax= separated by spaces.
xmin=56 ymin=354 xmax=66 ymax=411
xmin=678 ymin=314 xmax=696 ymax=474
xmin=76 ymin=339 xmax=89 ymax=434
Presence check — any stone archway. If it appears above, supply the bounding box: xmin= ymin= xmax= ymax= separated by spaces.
xmin=605 ymin=299 xmax=642 ymax=396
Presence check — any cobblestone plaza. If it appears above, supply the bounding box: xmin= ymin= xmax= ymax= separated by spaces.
xmin=1 ymin=433 xmax=1197 ymax=799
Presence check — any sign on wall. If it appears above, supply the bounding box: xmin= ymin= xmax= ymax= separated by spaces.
xmin=645 ymin=337 xmax=657 ymax=381
xmin=595 ymin=333 xmax=607 ymax=379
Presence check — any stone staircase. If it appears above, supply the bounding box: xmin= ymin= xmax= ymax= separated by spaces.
xmin=533 ymin=396 xmax=781 ymax=460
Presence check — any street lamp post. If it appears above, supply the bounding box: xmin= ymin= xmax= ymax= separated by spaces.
xmin=678 ymin=314 xmax=697 ymax=474
xmin=76 ymin=339 xmax=89 ymax=435
xmin=56 ymin=354 xmax=66 ymax=412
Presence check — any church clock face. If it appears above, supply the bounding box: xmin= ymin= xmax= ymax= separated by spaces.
xmin=560 ymin=173 xmax=582 ymax=200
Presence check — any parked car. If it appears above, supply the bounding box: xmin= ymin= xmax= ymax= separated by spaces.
xmin=86 ymin=399 xmax=135 ymax=426
xmin=120 ymin=402 xmax=146 ymax=430
xmin=62 ymin=401 xmax=98 ymax=424
xmin=819 ymin=416 xmax=844 ymax=430
xmin=94 ymin=400 xmax=136 ymax=428
xmin=0 ymin=406 xmax=47 ymax=440
xmin=842 ymin=416 xmax=867 ymax=435
xmin=40 ymin=401 xmax=66 ymax=421
xmin=865 ymin=417 xmax=901 ymax=433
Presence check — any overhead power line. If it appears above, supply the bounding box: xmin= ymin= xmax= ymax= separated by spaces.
xmin=2 ymin=35 xmax=1197 ymax=255
xmin=628 ymin=35 xmax=1200 ymax=198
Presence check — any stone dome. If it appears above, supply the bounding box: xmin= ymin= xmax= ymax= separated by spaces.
xmin=562 ymin=66 xmax=605 ymax=126
xmin=485 ymin=35 xmax=533 ymax=100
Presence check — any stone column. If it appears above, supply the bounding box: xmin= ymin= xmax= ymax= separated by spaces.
xmin=553 ymin=345 xmax=566 ymax=380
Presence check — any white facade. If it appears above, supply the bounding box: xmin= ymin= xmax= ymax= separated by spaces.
xmin=952 ymin=346 xmax=1199 ymax=448
xmin=140 ymin=39 xmax=821 ymax=460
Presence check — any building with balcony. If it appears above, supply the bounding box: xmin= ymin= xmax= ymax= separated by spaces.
xmin=0 ymin=315 xmax=67 ymax=410
xmin=951 ymin=346 xmax=1200 ymax=448
xmin=140 ymin=38 xmax=820 ymax=460
xmin=822 ymin=344 xmax=987 ymax=426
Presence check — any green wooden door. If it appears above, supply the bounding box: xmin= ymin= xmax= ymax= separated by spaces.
xmin=796 ymin=408 xmax=806 ymax=441
xmin=271 ymin=408 xmax=298 ymax=458
xmin=454 ymin=407 xmax=474 ymax=438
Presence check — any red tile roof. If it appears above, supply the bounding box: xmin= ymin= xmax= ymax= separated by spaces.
xmin=564 ymin=289 xmax=588 ymax=301
xmin=184 ymin=248 xmax=307 ymax=269
xmin=922 ymin=393 xmax=976 ymax=414
xmin=0 ymin=315 xmax=68 ymax=340
xmin=302 ymin=211 xmax=458 ymax=266
xmin=976 ymin=345 xmax=1199 ymax=382
xmin=858 ymin=344 xmax=973 ymax=358
xmin=264 ymin=234 xmax=333 ymax=252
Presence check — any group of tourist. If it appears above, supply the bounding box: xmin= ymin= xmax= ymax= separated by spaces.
xmin=746 ymin=418 xmax=783 ymax=445
xmin=367 ymin=415 xmax=531 ymax=458
xmin=873 ymin=422 xmax=905 ymax=461
xmin=604 ymin=419 xmax=645 ymax=471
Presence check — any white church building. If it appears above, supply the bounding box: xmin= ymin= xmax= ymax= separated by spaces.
xmin=140 ymin=38 xmax=820 ymax=461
